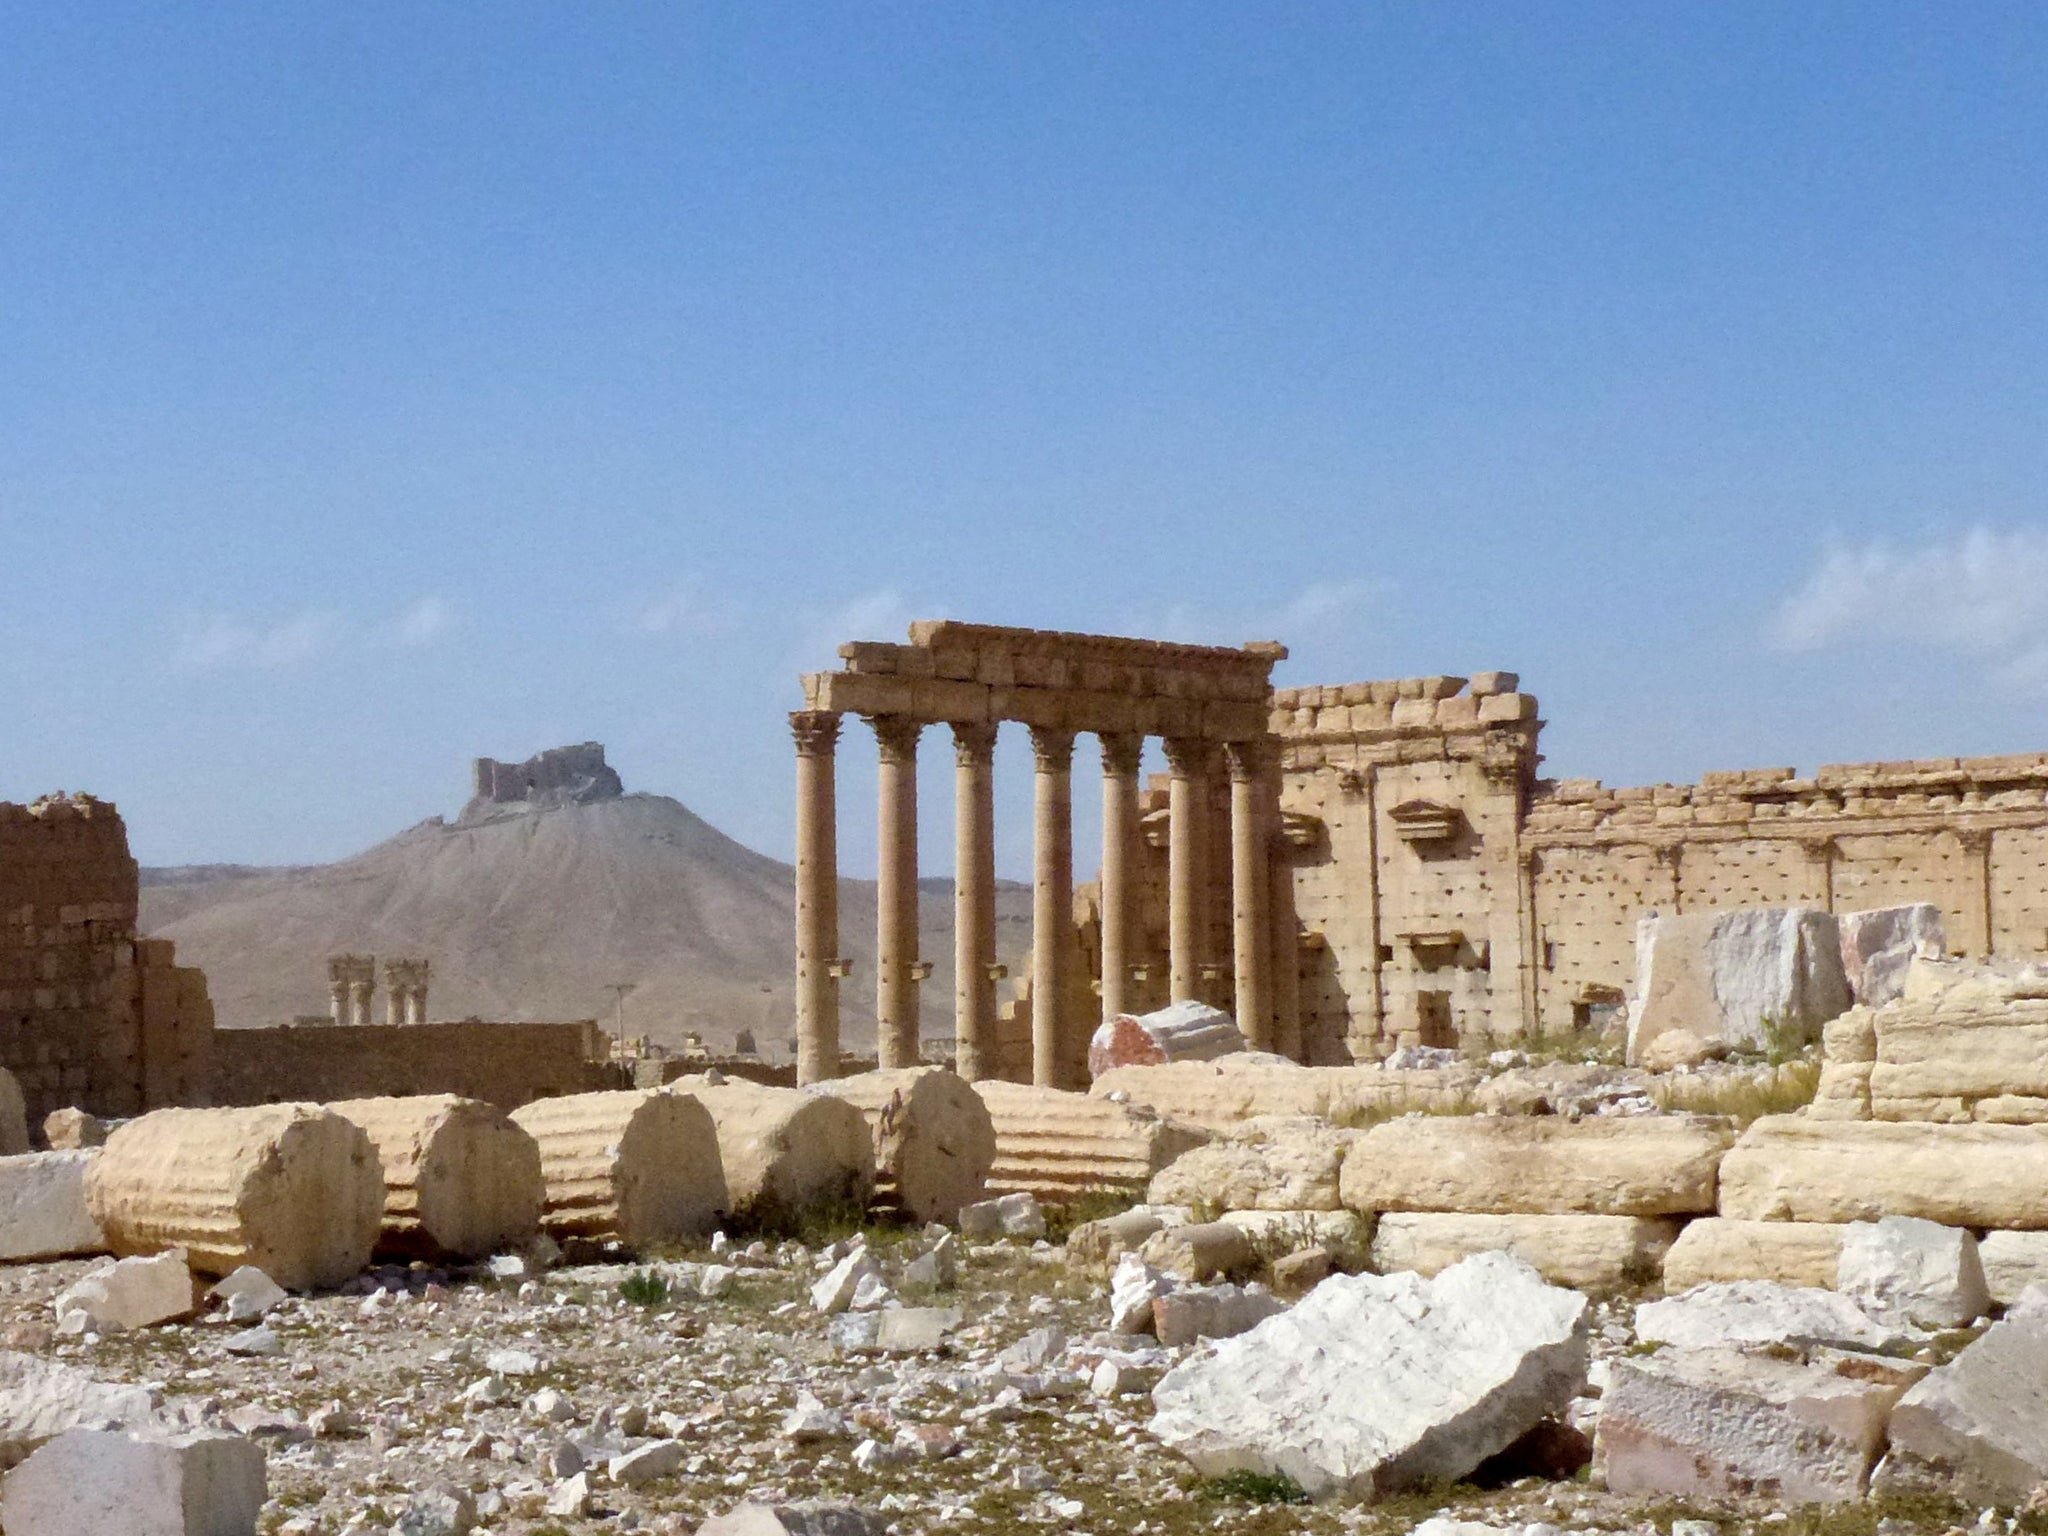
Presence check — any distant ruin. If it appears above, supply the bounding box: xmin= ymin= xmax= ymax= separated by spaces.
xmin=462 ymin=742 xmax=623 ymax=820
xmin=796 ymin=622 xmax=2048 ymax=1078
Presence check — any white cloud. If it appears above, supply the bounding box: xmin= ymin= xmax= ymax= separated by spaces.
xmin=176 ymin=609 xmax=341 ymax=672
xmin=1772 ymin=528 xmax=2048 ymax=689
xmin=1267 ymin=578 xmax=1376 ymax=634
xmin=631 ymin=577 xmax=740 ymax=639
xmin=390 ymin=596 xmax=454 ymax=647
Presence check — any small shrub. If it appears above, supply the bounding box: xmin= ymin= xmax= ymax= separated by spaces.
xmin=1200 ymin=1469 xmax=1310 ymax=1505
xmin=618 ymin=1270 xmax=671 ymax=1308
xmin=1042 ymin=1186 xmax=1143 ymax=1246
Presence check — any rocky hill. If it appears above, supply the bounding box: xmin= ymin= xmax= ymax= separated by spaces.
xmin=139 ymin=746 xmax=1031 ymax=1053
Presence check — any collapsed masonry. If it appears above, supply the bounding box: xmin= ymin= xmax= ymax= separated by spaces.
xmin=796 ymin=620 xmax=2048 ymax=1078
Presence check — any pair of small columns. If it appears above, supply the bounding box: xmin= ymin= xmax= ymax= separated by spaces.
xmin=327 ymin=981 xmax=376 ymax=1028
xmin=791 ymin=710 xmax=1282 ymax=1085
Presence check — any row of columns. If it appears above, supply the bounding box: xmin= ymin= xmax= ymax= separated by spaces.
xmin=791 ymin=709 xmax=1286 ymax=1087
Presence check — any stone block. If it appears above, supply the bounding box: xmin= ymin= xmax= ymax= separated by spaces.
xmin=666 ymin=1078 xmax=872 ymax=1226
xmin=1876 ymin=1310 xmax=2048 ymax=1505
xmin=1065 ymin=1210 xmax=1166 ymax=1277
xmin=1147 ymin=1120 xmax=1353 ymax=1212
xmin=1087 ymin=1001 xmax=1245 ymax=1078
xmin=0 ymin=1352 xmax=159 ymax=1469
xmin=1597 ymin=1346 xmax=1905 ymax=1501
xmin=1477 ymin=692 xmax=1536 ymax=723
xmin=1870 ymin=1020 xmax=2048 ymax=1103
xmin=1151 ymin=1283 xmax=1285 ymax=1347
xmin=958 ymin=1190 xmax=1043 ymax=1240
xmin=330 ymin=1095 xmax=545 ymax=1261
xmin=1138 ymin=1221 xmax=1252 ymax=1282
xmin=1634 ymin=1280 xmax=1916 ymax=1354
xmin=54 ymin=1250 xmax=197 ymax=1333
xmin=0 ymin=1152 xmax=105 ymax=1261
xmin=1627 ymin=908 xmax=1850 ymax=1068
xmin=42 ymin=1108 xmax=106 ymax=1151
xmin=1838 ymin=904 xmax=1945 ymax=1007
xmin=1148 ymin=1251 xmax=1588 ymax=1500
xmin=976 ymin=1080 xmax=1209 ymax=1202
xmin=1977 ymin=1230 xmax=2048 ymax=1306
xmin=1339 ymin=1113 xmax=1731 ymax=1217
xmin=817 ymin=1068 xmax=994 ymax=1224
xmin=1661 ymin=1218 xmax=1847 ymax=1291
xmin=510 ymin=1090 xmax=726 ymax=1248
xmin=0 ymin=1425 xmax=266 ymax=1536
xmin=1717 ymin=1115 xmax=2048 ymax=1228
xmin=1468 ymin=671 xmax=1519 ymax=697
xmin=86 ymin=1105 xmax=383 ymax=1290
xmin=1836 ymin=1216 xmax=1989 ymax=1328
xmin=1370 ymin=1212 xmax=1677 ymax=1291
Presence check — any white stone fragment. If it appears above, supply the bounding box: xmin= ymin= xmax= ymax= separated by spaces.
xmin=53 ymin=1249 xmax=195 ymax=1334
xmin=1628 ymin=906 xmax=1850 ymax=1068
xmin=1836 ymin=1216 xmax=1990 ymax=1329
xmin=1876 ymin=1308 xmax=2048 ymax=1504
xmin=1977 ymin=1230 xmax=2048 ymax=1306
xmin=811 ymin=1247 xmax=880 ymax=1314
xmin=958 ymin=1191 xmax=1045 ymax=1239
xmin=696 ymin=1503 xmax=885 ymax=1535
xmin=608 ymin=1438 xmax=685 ymax=1486
xmin=1148 ymin=1250 xmax=1588 ymax=1500
xmin=1109 ymin=1252 xmax=1178 ymax=1334
xmin=0 ymin=1425 xmax=266 ymax=1536
xmin=0 ymin=1352 xmax=160 ymax=1468
xmin=1151 ymin=1284 xmax=1287 ymax=1348
xmin=209 ymin=1267 xmax=286 ymax=1323
xmin=0 ymin=1152 xmax=105 ymax=1261
xmin=1635 ymin=1281 xmax=1917 ymax=1355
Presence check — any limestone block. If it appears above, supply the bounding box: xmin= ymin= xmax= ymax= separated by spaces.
xmin=0 ymin=1068 xmax=27 ymax=1157
xmin=1086 ymin=1001 xmax=1246 ymax=1079
xmin=1977 ymin=1230 xmax=2048 ymax=1306
xmin=1147 ymin=1119 xmax=1354 ymax=1212
xmin=1152 ymin=1283 xmax=1286 ymax=1347
xmin=817 ymin=1068 xmax=993 ymax=1224
xmin=1836 ymin=1216 xmax=1989 ymax=1328
xmin=1973 ymin=1096 xmax=2048 ymax=1124
xmin=330 ymin=1095 xmax=544 ymax=1261
xmin=1370 ymin=1213 xmax=1678 ymax=1291
xmin=55 ymin=1250 xmax=197 ymax=1333
xmin=975 ymin=1080 xmax=1208 ymax=1202
xmin=1661 ymin=1219 xmax=1847 ymax=1291
xmin=42 ymin=1108 xmax=106 ymax=1151
xmin=509 ymin=1090 xmax=727 ymax=1248
xmin=1839 ymin=904 xmax=1945 ymax=1007
xmin=665 ymin=1078 xmax=872 ymax=1225
xmin=1717 ymin=1115 xmax=2048 ymax=1228
xmin=957 ymin=1190 xmax=1044 ymax=1239
xmin=1876 ymin=1310 xmax=2048 ymax=1505
xmin=0 ymin=1352 xmax=159 ymax=1469
xmin=1088 ymin=1058 xmax=1479 ymax=1135
xmin=1338 ymin=1114 xmax=1731 ymax=1218
xmin=1870 ymin=1019 xmax=2048 ymax=1104
xmin=1626 ymin=908 xmax=1850 ymax=1068
xmin=1065 ymin=1210 xmax=1167 ymax=1277
xmin=1634 ymin=1281 xmax=1916 ymax=1354
xmin=1597 ymin=1347 xmax=1905 ymax=1501
xmin=0 ymin=1152 xmax=105 ymax=1261
xmin=1809 ymin=1060 xmax=1872 ymax=1118
xmin=1822 ymin=1009 xmax=1878 ymax=1064
xmin=1148 ymin=1251 xmax=1589 ymax=1500
xmin=86 ymin=1106 xmax=384 ymax=1291
xmin=0 ymin=1425 xmax=267 ymax=1536
xmin=1138 ymin=1221 xmax=1253 ymax=1282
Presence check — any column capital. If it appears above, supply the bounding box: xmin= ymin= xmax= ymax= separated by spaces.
xmin=1028 ymin=725 xmax=1076 ymax=773
xmin=868 ymin=715 xmax=924 ymax=766
xmin=951 ymin=721 xmax=999 ymax=767
xmin=1162 ymin=736 xmax=1219 ymax=778
xmin=790 ymin=710 xmax=842 ymax=758
xmin=1223 ymin=738 xmax=1277 ymax=782
xmin=1099 ymin=731 xmax=1144 ymax=778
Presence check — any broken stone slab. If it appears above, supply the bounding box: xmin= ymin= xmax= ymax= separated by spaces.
xmin=1151 ymin=1283 xmax=1286 ymax=1348
xmin=54 ymin=1249 xmax=198 ymax=1334
xmin=1137 ymin=1221 xmax=1253 ymax=1282
xmin=1065 ymin=1210 xmax=1168 ymax=1276
xmin=695 ymin=1503 xmax=885 ymax=1536
xmin=1147 ymin=1118 xmax=1354 ymax=1212
xmin=1875 ymin=1308 xmax=2048 ymax=1504
xmin=330 ymin=1094 xmax=545 ymax=1262
xmin=608 ymin=1438 xmax=685 ymax=1486
xmin=1661 ymin=1219 xmax=1847 ymax=1291
xmin=509 ymin=1089 xmax=727 ymax=1248
xmin=85 ymin=1105 xmax=384 ymax=1291
xmin=1626 ymin=907 xmax=1850 ymax=1069
xmin=1339 ymin=1113 xmax=1731 ymax=1218
xmin=1370 ymin=1213 xmax=1678 ymax=1292
xmin=1717 ymin=1115 xmax=2048 ymax=1228
xmin=1088 ymin=1000 xmax=1247 ymax=1078
xmin=1148 ymin=1249 xmax=1589 ymax=1500
xmin=1109 ymin=1251 xmax=1179 ymax=1334
xmin=1597 ymin=1345 xmax=1909 ymax=1501
xmin=811 ymin=1246 xmax=880 ymax=1314
xmin=975 ymin=1079 xmax=1213 ymax=1203
xmin=667 ymin=1077 xmax=873 ymax=1227
xmin=0 ymin=1351 xmax=160 ymax=1469
xmin=0 ymin=1425 xmax=266 ymax=1536
xmin=41 ymin=1108 xmax=106 ymax=1152
xmin=900 ymin=1232 xmax=958 ymax=1290
xmin=395 ymin=1487 xmax=475 ymax=1536
xmin=1836 ymin=1215 xmax=1989 ymax=1329
xmin=1270 ymin=1246 xmax=1331 ymax=1298
xmin=1839 ymin=904 xmax=1946 ymax=1007
xmin=1977 ymin=1230 xmax=2048 ymax=1306
xmin=0 ymin=1152 xmax=106 ymax=1261
xmin=209 ymin=1267 xmax=286 ymax=1323
xmin=814 ymin=1067 xmax=995 ymax=1225
xmin=1634 ymin=1281 xmax=1918 ymax=1355
xmin=840 ymin=1307 xmax=961 ymax=1354
xmin=958 ymin=1191 xmax=1044 ymax=1240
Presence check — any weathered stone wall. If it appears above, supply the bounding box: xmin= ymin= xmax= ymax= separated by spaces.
xmin=209 ymin=1019 xmax=613 ymax=1109
xmin=0 ymin=797 xmax=213 ymax=1125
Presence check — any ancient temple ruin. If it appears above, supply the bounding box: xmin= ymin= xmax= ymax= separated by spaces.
xmin=796 ymin=621 xmax=2048 ymax=1076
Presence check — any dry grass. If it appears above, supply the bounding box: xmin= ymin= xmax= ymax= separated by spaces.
xmin=1650 ymin=1059 xmax=1820 ymax=1124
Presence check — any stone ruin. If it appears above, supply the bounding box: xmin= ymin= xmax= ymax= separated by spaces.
xmin=321 ymin=954 xmax=430 ymax=1027
xmin=461 ymin=741 xmax=624 ymax=820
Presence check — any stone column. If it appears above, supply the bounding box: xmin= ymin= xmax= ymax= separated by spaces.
xmin=327 ymin=968 xmax=349 ymax=1027
xmin=1163 ymin=737 xmax=1214 ymax=1004
xmin=791 ymin=710 xmax=843 ymax=1084
xmin=1098 ymin=732 xmax=1144 ymax=1023
xmin=384 ymin=967 xmax=406 ymax=1028
xmin=1226 ymin=740 xmax=1274 ymax=1051
xmin=872 ymin=716 xmax=924 ymax=1070
xmin=1030 ymin=726 xmax=1076 ymax=1088
xmin=952 ymin=722 xmax=999 ymax=1082
xmin=349 ymin=979 xmax=375 ymax=1029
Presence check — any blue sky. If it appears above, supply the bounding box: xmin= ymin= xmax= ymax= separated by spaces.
xmin=5 ymin=4 xmax=2047 ymax=878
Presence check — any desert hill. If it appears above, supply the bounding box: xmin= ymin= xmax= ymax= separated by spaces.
xmin=139 ymin=748 xmax=1031 ymax=1054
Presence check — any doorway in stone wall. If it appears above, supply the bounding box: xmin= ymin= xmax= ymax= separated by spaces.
xmin=1416 ymin=990 xmax=1456 ymax=1050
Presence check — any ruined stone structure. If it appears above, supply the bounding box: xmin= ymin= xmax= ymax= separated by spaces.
xmin=325 ymin=954 xmax=375 ymax=1027
xmin=793 ymin=621 xmax=1285 ymax=1088
xmin=209 ymin=1019 xmax=613 ymax=1110
xmin=463 ymin=742 xmax=623 ymax=818
xmin=382 ymin=958 xmax=430 ymax=1026
xmin=799 ymin=627 xmax=2048 ymax=1067
xmin=0 ymin=796 xmax=214 ymax=1126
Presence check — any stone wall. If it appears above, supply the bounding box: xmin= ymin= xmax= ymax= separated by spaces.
xmin=209 ymin=1019 xmax=614 ymax=1109
xmin=0 ymin=796 xmax=214 ymax=1125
